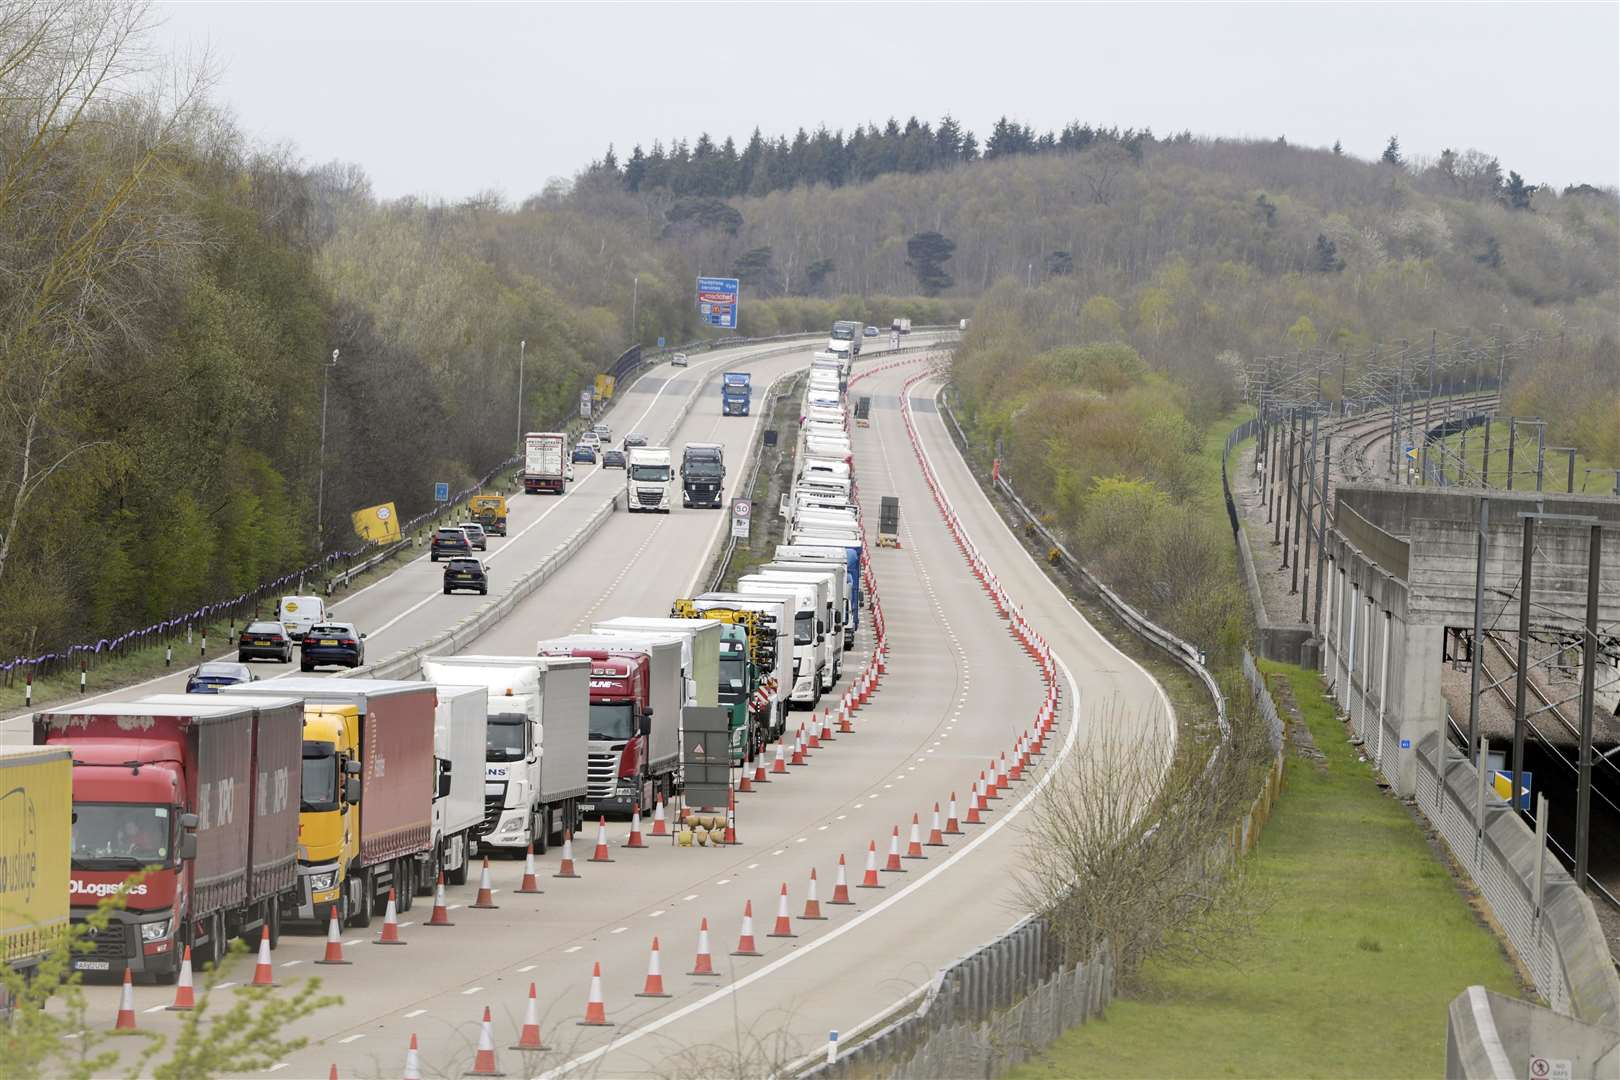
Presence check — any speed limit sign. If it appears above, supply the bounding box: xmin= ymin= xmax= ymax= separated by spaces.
xmin=731 ymin=498 xmax=751 ymax=539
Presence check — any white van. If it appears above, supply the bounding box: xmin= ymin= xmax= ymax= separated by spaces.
xmin=278 ymin=595 xmax=326 ymax=639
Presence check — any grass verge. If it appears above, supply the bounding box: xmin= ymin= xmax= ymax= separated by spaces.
xmin=1432 ymin=418 xmax=1613 ymax=493
xmin=1009 ymin=660 xmax=1522 ymax=1079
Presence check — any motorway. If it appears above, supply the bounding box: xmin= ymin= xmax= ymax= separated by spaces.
xmin=51 ymin=342 xmax=1172 ymax=1079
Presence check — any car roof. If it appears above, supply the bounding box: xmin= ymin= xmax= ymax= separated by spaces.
xmin=460 ymin=522 xmax=483 ymax=530
xmin=245 ymin=620 xmax=284 ymax=632
xmin=310 ymin=621 xmax=356 ymax=631
xmin=197 ymin=662 xmax=249 ymax=676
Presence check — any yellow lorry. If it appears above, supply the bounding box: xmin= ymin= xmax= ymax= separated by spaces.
xmin=1 ymin=745 xmax=71 ymax=1018
xmin=468 ymin=494 xmax=508 ymax=537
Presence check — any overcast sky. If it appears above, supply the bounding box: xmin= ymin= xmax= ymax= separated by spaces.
xmin=161 ymin=2 xmax=1619 ymax=201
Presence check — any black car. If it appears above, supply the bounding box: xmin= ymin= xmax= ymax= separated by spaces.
xmin=301 ymin=622 xmax=366 ymax=671
xmin=602 ymin=448 xmax=626 ymax=469
xmin=431 ymin=526 xmax=471 ymax=562
xmin=238 ymin=621 xmax=294 ymax=663
xmin=623 ymin=433 xmax=648 ymax=450
xmin=863 ymin=325 xmax=879 ymax=337
xmin=187 ymin=661 xmax=255 ymax=693
xmin=443 ymin=556 xmax=489 ymax=595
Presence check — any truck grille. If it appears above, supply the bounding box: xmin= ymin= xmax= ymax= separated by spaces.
xmin=636 ymin=490 xmax=662 ymax=508
xmin=78 ymin=920 xmax=128 ymax=963
xmin=479 ymin=793 xmax=505 ymax=838
xmin=588 ymin=750 xmax=621 ymax=799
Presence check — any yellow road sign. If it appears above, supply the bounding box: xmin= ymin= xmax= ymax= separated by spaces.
xmin=351 ymin=501 xmax=400 ymax=543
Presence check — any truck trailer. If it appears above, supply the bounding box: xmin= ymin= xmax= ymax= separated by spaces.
xmin=1 ymin=745 xmax=71 ymax=1015
xmin=523 ymin=431 xmax=568 ymax=494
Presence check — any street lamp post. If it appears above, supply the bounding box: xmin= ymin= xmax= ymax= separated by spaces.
xmin=631 ymin=275 xmax=639 ymax=346
xmin=315 ymin=348 xmax=339 ymax=549
xmin=517 ymin=338 xmax=527 ymax=446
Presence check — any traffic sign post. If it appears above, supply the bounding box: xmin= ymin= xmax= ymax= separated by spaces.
xmin=697 ymin=276 xmax=740 ymax=330
xmin=579 ymin=389 xmax=592 ymax=419
xmin=731 ymin=498 xmax=751 ymax=540
xmin=434 ymin=482 xmax=450 ymax=503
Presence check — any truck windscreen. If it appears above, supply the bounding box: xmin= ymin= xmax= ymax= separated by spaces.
xmin=630 ymin=465 xmax=671 ymax=482
xmin=589 ymin=702 xmax=636 ymax=741
xmin=831 ymin=326 xmax=854 ymax=340
xmin=719 ymin=657 xmax=747 ymax=696
xmin=301 ymin=746 xmax=339 ymax=813
xmin=486 ymin=714 xmax=528 ymax=761
xmin=70 ymin=803 xmax=171 ymax=866
xmin=685 ymin=459 xmax=722 ymax=477
xmin=794 ymin=612 xmax=814 ymax=645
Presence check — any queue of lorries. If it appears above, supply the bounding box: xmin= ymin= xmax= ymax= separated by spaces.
xmin=3 ymin=338 xmax=871 ymax=998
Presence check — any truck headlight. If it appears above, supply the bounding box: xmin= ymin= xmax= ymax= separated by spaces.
xmin=141 ymin=921 xmax=170 ymax=943
xmin=308 ymin=871 xmax=337 ymax=892
xmin=501 ymin=817 xmax=523 ymax=833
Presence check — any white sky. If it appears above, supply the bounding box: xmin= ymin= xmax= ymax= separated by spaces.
xmin=160 ymin=1 xmax=1620 ymax=200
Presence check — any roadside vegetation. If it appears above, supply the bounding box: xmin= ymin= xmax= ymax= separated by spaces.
xmin=1010 ymin=663 xmax=1521 ymax=1079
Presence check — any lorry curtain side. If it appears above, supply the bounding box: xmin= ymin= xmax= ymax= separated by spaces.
xmin=246 ymin=702 xmax=303 ymax=903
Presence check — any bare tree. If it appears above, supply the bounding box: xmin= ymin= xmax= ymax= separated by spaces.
xmin=1079 ymin=144 xmax=1131 ymax=206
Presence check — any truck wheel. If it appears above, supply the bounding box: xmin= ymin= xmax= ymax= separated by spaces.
xmin=267 ymin=900 xmax=282 ymax=950
xmin=417 ymin=847 xmax=441 ymax=897
xmin=348 ymin=873 xmax=372 ymax=929
xmin=533 ymin=814 xmax=549 ymax=855
xmin=396 ymin=861 xmax=415 ymax=911
xmin=447 ymin=842 xmax=470 ymax=886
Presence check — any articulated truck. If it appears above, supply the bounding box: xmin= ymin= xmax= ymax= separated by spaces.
xmin=1 ymin=745 xmax=71 ymax=1015
xmin=537 ymin=637 xmax=682 ymax=816
xmin=228 ymin=679 xmax=436 ymax=927
xmin=739 ymin=575 xmax=830 ymax=701
xmin=420 ymin=656 xmax=590 ymax=854
xmin=672 ymin=602 xmax=778 ymax=758
xmin=721 ymin=372 xmax=752 ymax=416
xmin=776 ymin=544 xmax=862 ymax=648
xmin=759 ymin=563 xmax=848 ymax=666
xmin=35 ymin=697 xmax=302 ymax=978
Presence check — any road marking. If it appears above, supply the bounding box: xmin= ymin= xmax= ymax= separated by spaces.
xmin=795 ymin=837 xmax=807 ymax=844
xmin=649 ymin=909 xmax=665 ymax=918
xmin=746 ymin=863 xmax=759 ymax=869
xmin=817 ymin=824 xmax=828 ymax=830
xmin=144 ymin=1004 xmax=168 ymax=1013
xmin=343 ymin=939 xmax=362 ymax=947
xmin=216 ymin=981 xmax=236 ymax=989
xmin=852 ymin=803 xmax=863 ymax=809
xmin=268 ymin=1064 xmax=289 ymax=1073
xmin=682 ymin=894 xmax=698 ymax=902
xmin=339 ymin=1034 xmax=366 ymax=1045
xmin=716 ymin=878 xmax=731 ymax=885
xmin=398 ymin=921 xmax=414 ymax=929
xmin=404 ymin=1008 xmax=428 ymax=1018
xmin=564 ymin=945 xmax=582 ymax=954
xmin=835 ymin=814 xmax=846 ymax=820
xmin=461 ymin=986 xmax=484 ymax=995
xmin=448 ymin=904 xmax=462 ymax=911
xmin=773 ymin=848 xmax=787 ymax=855
xmin=281 ymin=959 xmax=303 ymax=967
xmin=517 ymin=965 xmax=537 ymax=974
xmin=610 ymin=926 xmax=628 ymax=935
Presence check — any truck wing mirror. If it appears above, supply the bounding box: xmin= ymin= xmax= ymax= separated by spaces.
xmin=439 ymin=771 xmax=452 ymax=798
xmin=344 ymin=776 xmax=362 ymax=804
xmin=640 ymin=713 xmax=653 ymax=738
xmin=344 ymin=758 xmax=363 ymax=775
xmin=177 ymin=833 xmax=198 ymax=861
xmin=178 ymin=813 xmax=199 ymax=830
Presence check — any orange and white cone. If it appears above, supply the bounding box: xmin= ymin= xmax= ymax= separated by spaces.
xmin=945 ymin=793 xmax=964 ymax=835
xmin=589 ymin=817 xmax=614 ymax=863
xmin=517 ymin=845 xmax=543 ymax=893
xmin=829 ymin=855 xmax=854 ymax=904
xmin=652 ymin=794 xmax=670 ymax=835
xmin=837 ymin=706 xmax=853 ymax=734
xmin=721 ymin=791 xmax=738 ymax=845
xmin=905 ymin=814 xmax=926 ymax=859
xmin=251 ymin=927 xmax=275 ymax=986
xmin=858 ymin=841 xmax=884 ymax=888
xmin=114 ymin=967 xmax=137 ymax=1030
xmin=689 ymin=918 xmax=718 ymax=975
xmin=166 ymin=946 xmax=196 ymax=1010
xmin=426 ymin=872 xmax=455 ymax=926
xmin=926 ymin=803 xmax=946 ymax=847
xmin=472 ymin=857 xmax=500 ymax=908
xmin=731 ymin=900 xmax=762 ymax=956
xmin=984 ymin=760 xmax=1001 ymax=800
xmin=976 ymin=773 xmax=991 ymax=810
xmin=771 ymin=740 xmax=788 ymax=774
xmin=636 ymin=938 xmax=670 ymax=998
xmin=403 ymin=1033 xmax=422 ymax=1079
xmin=317 ymin=907 xmax=352 ymax=961
xmin=819 ymin=708 xmax=835 ymax=742
xmin=883 ymin=826 xmax=906 ymax=872
xmin=554 ymin=831 xmax=580 ymax=878
xmin=510 ymin=982 xmax=549 ymax=1050
xmin=801 ymin=868 xmax=826 ymax=920
xmin=375 ymin=887 xmax=406 ymax=944
xmin=753 ymin=745 xmax=771 ymax=784
xmin=966 ymin=783 xmax=985 ymax=824
xmin=768 ymin=883 xmax=797 ymax=938
xmin=469 ymin=1005 xmax=503 ymax=1075
xmin=624 ymin=808 xmax=647 ymax=849
xmin=578 ymin=962 xmax=612 ymax=1026
xmin=789 ymin=729 xmax=806 ymax=766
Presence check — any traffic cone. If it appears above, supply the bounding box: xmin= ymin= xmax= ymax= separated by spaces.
xmin=166 ymin=946 xmax=196 ymax=1010
xmin=554 ymin=831 xmax=580 ymax=878
xmin=652 ymin=795 xmax=670 ymax=835
xmin=926 ymin=803 xmax=946 ymax=846
xmin=820 ymin=709 xmax=835 ymax=742
xmin=588 ymin=817 xmax=614 ymax=863
xmin=771 ymin=740 xmax=788 ymax=774
xmin=721 ymin=792 xmax=738 ymax=845
xmin=625 ymin=808 xmax=647 ymax=849
xmin=424 ymin=872 xmax=455 ymax=926
xmin=753 ymin=746 xmax=771 ymax=784
xmin=516 ymin=845 xmax=544 ymax=894
xmin=830 ymin=855 xmax=854 ymax=904
xmin=689 ymin=918 xmax=718 ymax=975
xmin=789 ymin=729 xmax=806 ymax=766
xmin=802 ymin=868 xmax=826 ymax=920
xmin=738 ymin=753 xmax=754 ymax=793
xmin=1000 ymin=751 xmax=1014 ymax=786
xmin=976 ymin=773 xmax=991 ymax=810
xmin=837 ymin=706 xmax=853 ymax=734
xmin=316 ymin=907 xmax=352 ymax=961
xmin=768 ymin=883 xmax=797 ymax=938
xmin=510 ymin=983 xmax=549 ymax=1050
xmin=578 ymin=962 xmax=612 ymax=1026
xmin=375 ymin=888 xmax=406 ymax=944
xmin=251 ymin=927 xmax=275 ymax=986
xmin=884 ymin=826 xmax=906 ymax=872
xmin=636 ymin=938 xmax=670 ymax=998
xmin=472 ymin=857 xmax=500 ymax=908
xmin=945 ymin=793 xmax=964 ymax=835
xmin=114 ymin=967 xmax=137 ymax=1030
xmin=858 ymin=841 xmax=883 ymax=888
xmin=469 ymin=1006 xmax=503 ymax=1075
xmin=984 ymin=760 xmax=1001 ymax=800
xmin=905 ymin=814 xmax=926 ymax=859
xmin=329 ymin=1066 xmax=338 ymax=1080
xmin=732 ymin=900 xmax=762 ymax=956
xmin=403 ymin=1033 xmax=422 ymax=1080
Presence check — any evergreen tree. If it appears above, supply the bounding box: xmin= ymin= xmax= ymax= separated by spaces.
xmin=906 ymin=231 xmax=956 ymax=295
xmin=1332 ymin=139 xmax=1343 ymax=155
xmin=806 ymin=258 xmax=835 ymax=293
xmin=1381 ymin=135 xmax=1403 ymax=166
xmin=1044 ymin=250 xmax=1075 ymax=276
xmin=624 ymin=145 xmax=647 ymax=191
xmin=1504 ymin=170 xmax=1538 ymax=210
xmin=1312 ymin=234 xmax=1344 ymax=272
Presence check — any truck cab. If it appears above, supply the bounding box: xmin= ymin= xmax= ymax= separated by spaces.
xmin=295 ymin=703 xmax=363 ymax=926
xmin=761 ymin=561 xmax=850 ymax=660
xmin=737 ymin=576 xmax=825 ymax=706
xmin=626 ymin=446 xmax=674 ymax=513
xmin=753 ymin=569 xmax=842 ymax=687
xmin=827 ymin=320 xmax=862 ymax=360
xmin=721 ymin=372 xmax=752 ymax=416
xmin=680 ymin=443 xmax=726 ymax=508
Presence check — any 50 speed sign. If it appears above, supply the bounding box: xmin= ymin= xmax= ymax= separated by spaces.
xmin=731 ymin=498 xmax=751 ymax=539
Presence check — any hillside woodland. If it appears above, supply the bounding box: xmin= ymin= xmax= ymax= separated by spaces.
xmin=2 ymin=3 xmax=1613 ymax=665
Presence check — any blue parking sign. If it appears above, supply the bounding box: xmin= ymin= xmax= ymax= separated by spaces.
xmin=434 ymin=482 xmax=450 ymax=503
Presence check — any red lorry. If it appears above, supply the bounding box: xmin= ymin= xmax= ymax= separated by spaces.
xmin=34 ymin=696 xmax=302 ymax=980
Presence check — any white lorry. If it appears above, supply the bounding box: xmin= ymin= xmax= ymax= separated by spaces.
xmin=523 ymin=432 xmax=568 ymax=495
xmin=775 ymin=544 xmax=863 ymax=650
xmin=419 ymin=655 xmax=591 ymax=853
xmin=427 ymin=684 xmax=488 ymax=880
xmin=737 ymin=575 xmax=826 ymax=704
xmin=757 ymin=565 xmax=844 ymax=683
xmin=626 ymin=446 xmax=674 ymax=512
xmin=688 ymin=594 xmax=793 ymax=739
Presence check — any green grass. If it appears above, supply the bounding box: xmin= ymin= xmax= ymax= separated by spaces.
xmin=1010 ymin=661 xmax=1522 ymax=1080
xmin=1432 ymin=418 xmax=1613 ymax=494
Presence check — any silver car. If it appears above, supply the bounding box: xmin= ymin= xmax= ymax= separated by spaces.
xmin=671 ymin=352 xmax=689 ymax=367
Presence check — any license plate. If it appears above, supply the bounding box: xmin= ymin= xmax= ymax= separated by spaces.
xmin=581 ymin=803 xmax=595 ymax=812
xmin=320 ymin=639 xmax=337 ymax=646
xmin=74 ymin=960 xmax=110 ymax=971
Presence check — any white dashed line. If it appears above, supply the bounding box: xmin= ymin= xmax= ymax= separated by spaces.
xmin=405 ymin=1008 xmax=428 ymax=1018
xmin=281 ymin=959 xmax=303 ymax=968
xmin=339 ymin=1034 xmax=366 ymax=1045
xmin=649 ymin=909 xmax=665 ymax=918
xmin=565 ymin=946 xmax=582 ymax=954
xmin=461 ymin=986 xmax=484 ymax=995
xmin=682 ymin=894 xmax=698 ymax=902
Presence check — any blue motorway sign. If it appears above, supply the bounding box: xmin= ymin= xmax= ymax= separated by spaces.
xmin=434 ymin=481 xmax=450 ymax=503
xmin=657 ymin=337 xmax=666 ymax=349
xmin=697 ymin=276 xmax=740 ymax=330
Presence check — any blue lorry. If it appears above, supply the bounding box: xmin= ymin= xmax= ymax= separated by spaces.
xmin=722 ymin=372 xmax=751 ymax=416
